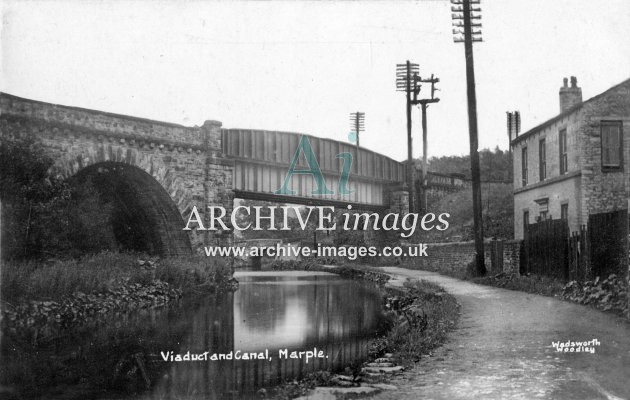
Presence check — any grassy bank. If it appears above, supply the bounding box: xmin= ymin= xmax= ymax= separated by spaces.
xmin=378 ymin=279 xmax=459 ymax=366
xmin=1 ymin=251 xmax=232 ymax=304
xmin=1 ymin=252 xmax=234 ymax=399
xmin=1 ymin=252 xmax=234 ymax=344
xmin=468 ymin=273 xmax=565 ymax=297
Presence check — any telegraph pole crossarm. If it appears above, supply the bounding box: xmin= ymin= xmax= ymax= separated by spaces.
xmin=349 ymin=111 xmax=365 ymax=148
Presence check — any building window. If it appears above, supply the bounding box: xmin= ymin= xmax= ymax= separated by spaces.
xmin=523 ymin=210 xmax=529 ymax=233
xmin=559 ymin=129 xmax=568 ymax=174
xmin=521 ymin=147 xmax=528 ymax=186
xmin=539 ymin=138 xmax=546 ymax=180
xmin=601 ymin=121 xmax=623 ymax=170
xmin=561 ymin=203 xmax=568 ymax=221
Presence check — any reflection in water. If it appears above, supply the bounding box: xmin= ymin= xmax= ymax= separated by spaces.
xmin=148 ymin=272 xmax=385 ymax=399
xmin=0 ymin=272 xmax=385 ymax=400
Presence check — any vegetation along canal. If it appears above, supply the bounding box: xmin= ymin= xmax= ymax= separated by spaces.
xmin=2 ymin=270 xmax=388 ymax=399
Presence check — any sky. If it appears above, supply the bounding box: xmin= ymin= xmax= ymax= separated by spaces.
xmin=2 ymin=0 xmax=629 ymax=162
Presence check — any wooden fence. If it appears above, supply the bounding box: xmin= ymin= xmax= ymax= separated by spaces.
xmin=521 ymin=219 xmax=569 ymax=279
xmin=588 ymin=209 xmax=628 ymax=278
xmin=522 ymin=209 xmax=628 ymax=281
xmin=567 ymin=226 xmax=590 ymax=281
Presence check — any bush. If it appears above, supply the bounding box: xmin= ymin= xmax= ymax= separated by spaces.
xmin=380 ymin=279 xmax=459 ymax=365
xmin=157 ymin=255 xmax=232 ymax=292
xmin=1 ymin=136 xmax=70 ymax=259
xmin=1 ymin=136 xmax=134 ymax=259
xmin=562 ymin=274 xmax=628 ymax=315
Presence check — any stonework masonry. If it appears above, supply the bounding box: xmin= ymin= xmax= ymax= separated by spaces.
xmin=511 ymin=78 xmax=630 ymax=240
xmin=0 ymin=93 xmax=234 ymax=254
xmin=402 ymin=240 xmax=520 ymax=276
xmin=0 ymin=93 xmax=410 ymax=254
xmin=579 ymin=83 xmax=630 ymax=219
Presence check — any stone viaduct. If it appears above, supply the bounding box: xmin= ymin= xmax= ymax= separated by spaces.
xmin=0 ymin=93 xmax=464 ymax=256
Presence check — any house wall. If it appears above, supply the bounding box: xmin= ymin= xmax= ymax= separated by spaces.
xmin=512 ymin=79 xmax=630 ymax=239
xmin=513 ymin=175 xmax=581 ymax=239
xmin=512 ymin=112 xmax=582 ymax=189
xmin=578 ymin=80 xmax=630 ymax=221
xmin=512 ymin=111 xmax=583 ymax=239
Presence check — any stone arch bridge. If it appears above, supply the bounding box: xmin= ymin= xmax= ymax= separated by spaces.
xmin=0 ymin=93 xmax=464 ymax=255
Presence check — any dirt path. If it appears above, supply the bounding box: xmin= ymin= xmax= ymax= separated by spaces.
xmin=373 ymin=267 xmax=630 ymax=400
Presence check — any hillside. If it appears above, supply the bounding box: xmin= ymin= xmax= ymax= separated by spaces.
xmin=424 ymin=146 xmax=512 ymax=183
xmin=421 ymin=182 xmax=514 ymax=242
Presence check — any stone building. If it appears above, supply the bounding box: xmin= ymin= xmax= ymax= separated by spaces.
xmin=511 ymin=77 xmax=630 ymax=240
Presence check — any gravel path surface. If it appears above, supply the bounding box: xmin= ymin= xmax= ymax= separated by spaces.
xmin=372 ymin=267 xmax=630 ymax=400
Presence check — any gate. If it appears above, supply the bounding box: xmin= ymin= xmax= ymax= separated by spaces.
xmin=523 ymin=219 xmax=569 ymax=279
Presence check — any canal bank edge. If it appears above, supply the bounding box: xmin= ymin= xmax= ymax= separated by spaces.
xmin=1 ymin=253 xmax=236 ymax=348
xmin=264 ymin=260 xmax=460 ymax=400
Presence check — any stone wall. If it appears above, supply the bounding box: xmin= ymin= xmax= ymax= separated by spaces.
xmin=401 ymin=240 xmax=522 ymax=276
xmin=201 ymin=120 xmax=235 ymax=248
xmin=578 ymin=80 xmax=630 ymax=219
xmin=501 ymin=240 xmax=521 ymax=274
xmin=0 ymin=94 xmax=206 ymax=147
xmin=0 ymin=93 xmax=235 ymax=253
xmin=0 ymin=92 xmax=415 ymax=254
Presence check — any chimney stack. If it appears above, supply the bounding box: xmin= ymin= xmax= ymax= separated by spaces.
xmin=507 ymin=111 xmax=521 ymax=142
xmin=559 ymin=76 xmax=582 ymax=113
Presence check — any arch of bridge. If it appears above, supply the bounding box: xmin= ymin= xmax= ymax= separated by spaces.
xmin=49 ymin=141 xmax=195 ymax=219
xmin=71 ymin=161 xmax=193 ymax=256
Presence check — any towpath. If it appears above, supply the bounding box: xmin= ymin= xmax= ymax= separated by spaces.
xmin=368 ymin=267 xmax=630 ymax=400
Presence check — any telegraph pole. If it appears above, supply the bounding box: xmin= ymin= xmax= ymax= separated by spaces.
xmin=348 ymin=111 xmax=365 ymax=174
xmin=412 ymin=74 xmax=440 ymax=213
xmin=452 ymin=0 xmax=486 ymax=275
xmin=349 ymin=112 xmax=365 ymax=148
xmin=396 ymin=61 xmax=420 ymax=213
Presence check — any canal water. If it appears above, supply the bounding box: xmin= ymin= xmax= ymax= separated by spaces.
xmin=1 ymin=271 xmax=387 ymax=400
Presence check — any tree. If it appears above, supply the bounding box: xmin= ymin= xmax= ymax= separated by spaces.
xmin=1 ymin=137 xmax=115 ymax=259
xmin=426 ymin=146 xmax=511 ymax=182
